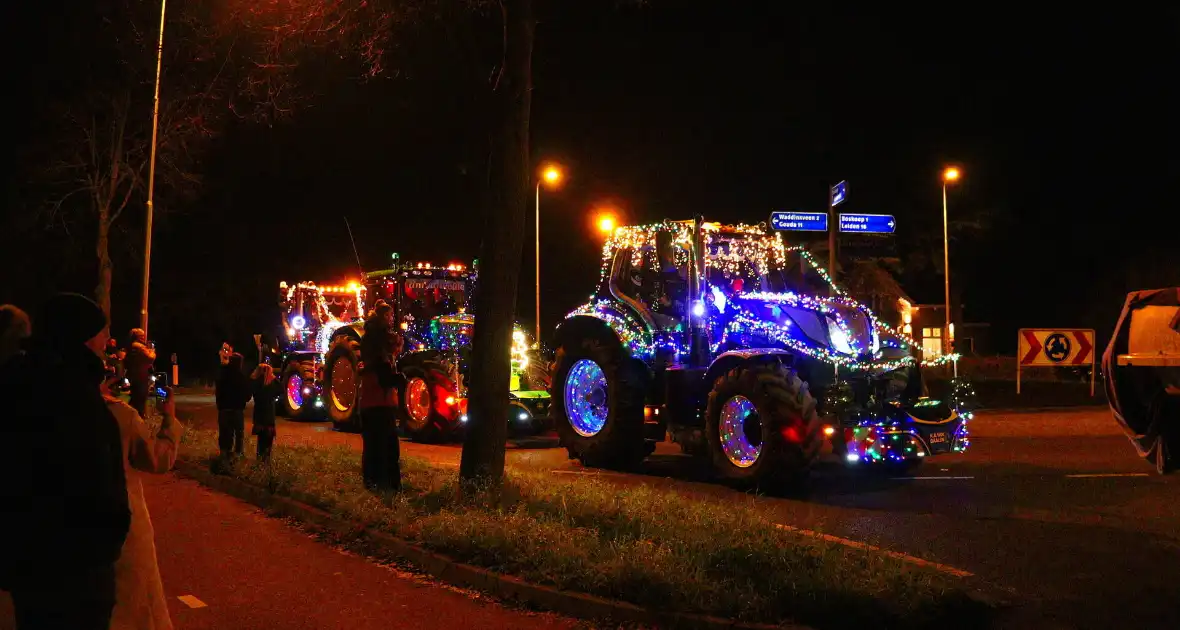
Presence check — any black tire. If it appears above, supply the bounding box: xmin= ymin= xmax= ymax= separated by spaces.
xmin=399 ymin=360 xmax=454 ymax=443
xmin=550 ymin=337 xmax=647 ymax=470
xmin=280 ymin=360 xmax=315 ymax=420
xmin=705 ymin=362 xmax=822 ymax=491
xmin=324 ymin=337 xmax=362 ymax=431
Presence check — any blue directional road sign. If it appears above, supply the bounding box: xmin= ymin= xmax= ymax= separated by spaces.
xmin=839 ymin=213 xmax=896 ymax=234
xmin=831 ymin=181 xmax=848 ymax=206
xmin=770 ymin=211 xmax=828 ymax=232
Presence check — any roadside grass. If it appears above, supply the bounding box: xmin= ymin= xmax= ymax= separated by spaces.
xmin=180 ymin=429 xmax=988 ymax=629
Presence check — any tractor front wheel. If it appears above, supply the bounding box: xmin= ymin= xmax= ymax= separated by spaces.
xmin=705 ymin=362 xmax=822 ymax=492
xmin=551 ymin=337 xmax=647 ymax=470
xmin=280 ymin=360 xmax=315 ymax=420
xmin=324 ymin=338 xmax=362 ymax=431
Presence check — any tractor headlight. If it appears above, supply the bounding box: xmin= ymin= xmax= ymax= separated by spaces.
xmin=827 ymin=319 xmax=854 ymax=355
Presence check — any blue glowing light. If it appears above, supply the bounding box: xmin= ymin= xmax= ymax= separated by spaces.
xmin=564 ymin=359 xmax=608 ymax=437
xmin=291 ymin=315 xmax=307 ymax=330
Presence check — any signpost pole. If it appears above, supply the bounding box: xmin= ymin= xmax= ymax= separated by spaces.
xmin=828 ymin=186 xmax=837 ymax=292
xmin=1090 ymin=345 xmax=1096 ymax=397
xmin=1016 ymin=329 xmax=1022 ymax=395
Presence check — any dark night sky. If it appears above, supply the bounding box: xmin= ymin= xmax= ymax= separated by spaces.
xmin=4 ymin=3 xmax=1178 ymax=376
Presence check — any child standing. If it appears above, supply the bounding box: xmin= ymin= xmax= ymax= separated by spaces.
xmin=250 ymin=363 xmax=282 ymax=461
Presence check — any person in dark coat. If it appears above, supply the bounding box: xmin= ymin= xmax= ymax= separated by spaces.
xmin=249 ymin=363 xmax=283 ymax=461
xmin=358 ymin=302 xmax=405 ymax=491
xmin=0 ymin=293 xmax=130 ymax=630
xmin=215 ymin=352 xmax=252 ymax=464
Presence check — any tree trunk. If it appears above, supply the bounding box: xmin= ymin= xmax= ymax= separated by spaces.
xmin=458 ymin=0 xmax=534 ymax=488
xmin=96 ymin=207 xmax=113 ymax=320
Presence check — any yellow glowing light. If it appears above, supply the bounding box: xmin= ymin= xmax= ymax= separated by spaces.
xmin=445 ymin=396 xmax=456 ymax=405
xmin=823 ymin=426 xmax=836 ymax=437
xmin=399 ymin=322 xmax=408 ymax=330
xmin=597 ymin=214 xmax=616 ymax=234
xmin=541 ymin=164 xmax=563 ymax=187
xmin=948 ymin=323 xmax=955 ymax=340
xmin=942 ymin=167 xmax=961 ymax=183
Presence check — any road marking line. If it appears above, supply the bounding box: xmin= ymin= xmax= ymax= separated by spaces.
xmin=892 ymin=476 xmax=975 ymax=480
xmin=773 ymin=524 xmax=974 ymax=578
xmin=177 ymin=595 xmax=207 ymax=609
xmin=1065 ymin=473 xmax=1149 ymax=478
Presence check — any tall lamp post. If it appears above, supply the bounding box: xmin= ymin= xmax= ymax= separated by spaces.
xmin=941 ymin=166 xmax=961 ymax=375
xmin=535 ymin=164 xmax=563 ymax=343
xmin=141 ymin=0 xmax=168 ymax=335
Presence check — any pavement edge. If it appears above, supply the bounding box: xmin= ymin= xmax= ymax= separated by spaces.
xmin=173 ymin=460 xmax=807 ymax=630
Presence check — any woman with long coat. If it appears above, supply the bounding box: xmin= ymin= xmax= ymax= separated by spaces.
xmin=102 ymin=377 xmax=185 ymax=630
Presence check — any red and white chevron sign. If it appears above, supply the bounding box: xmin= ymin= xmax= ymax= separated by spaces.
xmin=1018 ymin=329 xmax=1095 ymax=366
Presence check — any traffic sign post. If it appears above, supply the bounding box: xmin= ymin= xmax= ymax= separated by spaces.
xmin=828 ymin=181 xmax=846 ymax=288
xmin=1016 ymin=328 xmax=1097 ymax=396
xmin=839 ymin=213 xmax=896 ymax=234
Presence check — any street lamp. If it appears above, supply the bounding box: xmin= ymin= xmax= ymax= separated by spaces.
xmin=596 ymin=212 xmax=616 ymax=235
xmin=140 ymin=0 xmax=168 ymax=336
xmin=941 ymin=166 xmax=961 ymax=375
xmin=535 ymin=163 xmax=564 ymax=342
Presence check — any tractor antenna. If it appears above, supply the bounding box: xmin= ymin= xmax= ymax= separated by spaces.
xmin=344 ymin=217 xmax=364 ymax=277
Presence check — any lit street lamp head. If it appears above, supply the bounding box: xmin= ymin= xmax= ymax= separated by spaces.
xmin=942 ymin=166 xmax=961 ymax=183
xmin=540 ymin=164 xmax=563 ymax=188
xmin=596 ymin=214 xmax=616 ymax=235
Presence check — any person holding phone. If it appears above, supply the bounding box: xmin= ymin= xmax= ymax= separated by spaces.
xmin=100 ymin=375 xmax=184 ymax=630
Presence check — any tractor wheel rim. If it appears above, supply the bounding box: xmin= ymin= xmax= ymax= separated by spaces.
xmin=405 ymin=377 xmax=431 ymax=429
xmin=719 ymin=394 xmax=762 ymax=468
xmin=286 ymin=373 xmax=304 ymax=410
xmin=330 ymin=357 xmax=356 ymax=412
xmin=564 ymin=359 xmax=608 ymax=437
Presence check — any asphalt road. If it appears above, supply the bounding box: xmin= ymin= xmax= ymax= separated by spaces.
xmin=171 ymin=395 xmax=1180 ymax=629
xmin=0 ymin=472 xmax=577 ymax=630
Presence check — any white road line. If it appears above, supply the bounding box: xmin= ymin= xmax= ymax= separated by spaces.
xmin=1065 ymin=473 xmax=1150 ymax=478
xmin=891 ymin=476 xmax=975 ymax=480
xmin=773 ymin=524 xmax=974 ymax=578
xmin=177 ymin=595 xmax=207 ymax=609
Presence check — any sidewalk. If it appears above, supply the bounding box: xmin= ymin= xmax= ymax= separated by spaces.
xmin=1 ymin=474 xmax=575 ymax=630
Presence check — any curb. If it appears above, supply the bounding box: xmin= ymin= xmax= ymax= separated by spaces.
xmin=173 ymin=460 xmax=807 ymax=630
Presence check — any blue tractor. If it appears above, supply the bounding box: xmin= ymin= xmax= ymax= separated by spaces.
xmin=550 ymin=218 xmax=974 ymax=489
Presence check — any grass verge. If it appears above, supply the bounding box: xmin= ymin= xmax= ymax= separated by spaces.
xmin=179 ymin=429 xmax=989 ymax=629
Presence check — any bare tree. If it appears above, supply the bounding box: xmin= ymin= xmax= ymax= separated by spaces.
xmin=38 ymin=0 xmax=232 ymax=318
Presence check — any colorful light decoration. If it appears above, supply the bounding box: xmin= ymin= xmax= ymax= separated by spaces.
xmin=571 ymin=220 xmax=962 ymax=372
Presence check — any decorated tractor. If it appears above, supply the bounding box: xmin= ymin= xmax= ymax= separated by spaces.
xmin=276 ymin=256 xmax=551 ymax=441
xmin=551 ymin=217 xmax=975 ymax=489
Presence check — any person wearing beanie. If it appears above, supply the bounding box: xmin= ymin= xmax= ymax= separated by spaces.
xmin=1 ymin=303 xmax=31 ymax=366
xmin=1 ymin=292 xmax=131 ymax=629
xmin=124 ymin=327 xmax=157 ymax=417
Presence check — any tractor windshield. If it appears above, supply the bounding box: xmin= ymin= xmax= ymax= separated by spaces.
xmin=402 ymin=278 xmax=468 ymax=323
xmin=705 ymin=236 xmax=830 ymax=296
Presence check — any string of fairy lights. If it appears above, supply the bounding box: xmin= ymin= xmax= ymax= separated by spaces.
xmin=571 ymin=220 xmax=960 ymax=371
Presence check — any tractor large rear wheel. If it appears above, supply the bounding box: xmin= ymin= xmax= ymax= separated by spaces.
xmin=705 ymin=362 xmax=822 ymax=492
xmin=551 ymin=337 xmax=647 ymax=470
xmin=324 ymin=337 xmax=362 ymax=431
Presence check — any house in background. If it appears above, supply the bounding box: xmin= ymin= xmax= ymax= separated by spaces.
xmin=896 ymin=299 xmax=992 ymax=356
